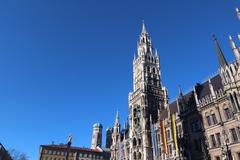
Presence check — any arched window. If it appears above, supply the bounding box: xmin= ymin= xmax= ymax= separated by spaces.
xmin=224 ymin=106 xmax=232 ymax=120
xmin=138 ymin=153 xmax=142 ymax=159
xmin=152 ymin=67 xmax=155 ymax=74
xmin=133 ymin=152 xmax=137 ymax=160
xmin=138 ymin=138 xmax=141 ymax=145
xmin=133 ymin=108 xmax=137 ymax=117
xmin=133 ymin=138 xmax=137 ymax=146
xmin=147 ymin=66 xmax=150 ymax=72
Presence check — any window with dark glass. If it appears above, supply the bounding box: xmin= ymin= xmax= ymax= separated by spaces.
xmin=168 ymin=144 xmax=172 ymax=155
xmin=224 ymin=107 xmax=232 ymax=120
xmin=210 ymin=135 xmax=216 ymax=147
xmin=211 ymin=113 xmax=218 ymax=124
xmin=167 ymin=130 xmax=171 ymax=141
xmin=237 ymin=127 xmax=240 ymax=138
xmin=230 ymin=128 xmax=238 ymax=142
xmin=216 ymin=133 xmax=221 ymax=146
xmin=206 ymin=115 xmax=211 ymax=126
xmin=230 ymin=94 xmax=237 ymax=112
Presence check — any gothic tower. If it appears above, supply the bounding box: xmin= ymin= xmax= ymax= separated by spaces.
xmin=91 ymin=123 xmax=103 ymax=148
xmin=128 ymin=22 xmax=165 ymax=160
xmin=111 ymin=111 xmax=121 ymax=160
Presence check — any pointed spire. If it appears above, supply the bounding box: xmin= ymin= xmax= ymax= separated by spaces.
xmin=178 ymin=85 xmax=183 ymax=96
xmin=155 ymin=49 xmax=158 ymax=56
xmin=212 ymin=34 xmax=228 ymax=68
xmin=141 ymin=20 xmax=147 ymax=34
xmin=134 ymin=53 xmax=137 ymax=60
xmin=114 ymin=110 xmax=119 ymax=125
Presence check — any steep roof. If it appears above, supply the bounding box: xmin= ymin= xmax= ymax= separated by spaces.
xmin=196 ymin=74 xmax=223 ymax=99
xmin=169 ymin=101 xmax=178 ymax=114
xmin=168 ymin=74 xmax=223 ymax=111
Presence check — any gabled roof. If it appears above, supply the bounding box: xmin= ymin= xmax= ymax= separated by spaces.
xmin=41 ymin=144 xmax=102 ymax=153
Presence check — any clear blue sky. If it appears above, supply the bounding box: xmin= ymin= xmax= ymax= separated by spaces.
xmin=0 ymin=0 xmax=239 ymax=159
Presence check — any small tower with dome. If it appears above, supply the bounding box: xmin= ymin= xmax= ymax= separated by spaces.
xmin=91 ymin=123 xmax=103 ymax=149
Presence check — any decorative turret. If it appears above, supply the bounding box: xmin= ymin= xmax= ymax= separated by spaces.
xmin=193 ymin=86 xmax=200 ymax=107
xmin=111 ymin=111 xmax=121 ymax=160
xmin=208 ymin=78 xmax=216 ymax=99
xmin=229 ymin=35 xmax=240 ymax=60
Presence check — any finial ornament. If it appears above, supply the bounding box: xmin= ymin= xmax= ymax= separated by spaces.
xmin=229 ymin=35 xmax=240 ymax=60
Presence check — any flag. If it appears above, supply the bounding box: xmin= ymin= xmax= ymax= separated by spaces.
xmin=160 ymin=119 xmax=168 ymax=154
xmin=171 ymin=114 xmax=179 ymax=152
xmin=151 ymin=117 xmax=158 ymax=160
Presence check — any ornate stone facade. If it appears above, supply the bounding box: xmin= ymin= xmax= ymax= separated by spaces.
xmin=110 ymin=21 xmax=240 ymax=160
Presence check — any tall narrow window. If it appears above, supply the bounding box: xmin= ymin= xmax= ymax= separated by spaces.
xmin=224 ymin=107 xmax=232 ymax=120
xmin=211 ymin=113 xmax=218 ymax=124
xmin=237 ymin=127 xmax=240 ymax=139
xmin=133 ymin=152 xmax=136 ymax=160
xmin=206 ymin=112 xmax=212 ymax=126
xmin=168 ymin=144 xmax=172 ymax=155
xmin=166 ymin=130 xmax=171 ymax=141
xmin=230 ymin=128 xmax=238 ymax=142
xmin=216 ymin=133 xmax=221 ymax=146
xmin=210 ymin=135 xmax=216 ymax=147
xmin=152 ymin=67 xmax=155 ymax=74
xmin=230 ymin=94 xmax=237 ymax=112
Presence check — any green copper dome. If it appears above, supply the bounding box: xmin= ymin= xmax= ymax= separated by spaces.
xmin=93 ymin=123 xmax=103 ymax=128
